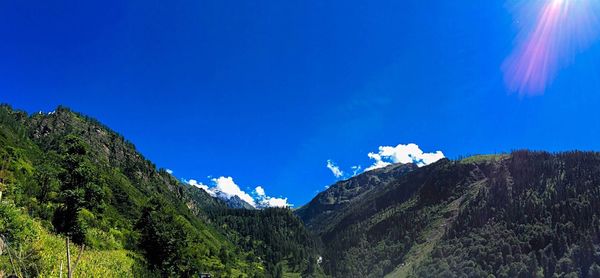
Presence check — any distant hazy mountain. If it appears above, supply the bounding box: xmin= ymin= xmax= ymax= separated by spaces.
xmin=298 ymin=152 xmax=600 ymax=278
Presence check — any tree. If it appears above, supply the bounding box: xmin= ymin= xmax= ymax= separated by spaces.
xmin=273 ymin=262 xmax=284 ymax=278
xmin=136 ymin=198 xmax=214 ymax=277
xmin=219 ymin=246 xmax=230 ymax=264
xmin=302 ymin=255 xmax=316 ymax=277
xmin=53 ymin=135 xmax=104 ymax=244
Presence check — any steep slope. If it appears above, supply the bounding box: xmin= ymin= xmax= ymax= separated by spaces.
xmin=207 ymin=208 xmax=326 ymax=276
xmin=302 ymin=152 xmax=600 ymax=278
xmin=296 ymin=163 xmax=417 ymax=233
xmin=0 ymin=105 xmax=259 ymax=277
xmin=411 ymin=151 xmax=600 ymax=278
xmin=0 ymin=105 xmax=323 ymax=277
xmin=301 ymin=158 xmax=490 ymax=277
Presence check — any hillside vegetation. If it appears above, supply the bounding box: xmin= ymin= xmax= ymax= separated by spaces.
xmin=7 ymin=103 xmax=600 ymax=278
xmin=300 ymin=151 xmax=600 ymax=278
xmin=0 ymin=105 xmax=323 ymax=277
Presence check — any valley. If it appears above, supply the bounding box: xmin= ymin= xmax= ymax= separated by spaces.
xmin=2 ymin=105 xmax=600 ymax=277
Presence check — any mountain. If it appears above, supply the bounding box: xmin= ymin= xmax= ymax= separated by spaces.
xmin=299 ymin=152 xmax=600 ymax=278
xmin=0 ymin=105 xmax=323 ymax=277
xmin=207 ymin=208 xmax=325 ymax=277
xmin=7 ymin=103 xmax=600 ymax=278
xmin=221 ymin=195 xmax=256 ymax=210
xmin=296 ymin=162 xmax=417 ymax=233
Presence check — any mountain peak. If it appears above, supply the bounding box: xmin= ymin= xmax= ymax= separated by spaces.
xmin=296 ymin=162 xmax=418 ymax=231
xmin=218 ymin=194 xmax=256 ymax=210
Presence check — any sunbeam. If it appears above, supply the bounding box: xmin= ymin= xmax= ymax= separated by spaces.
xmin=503 ymin=0 xmax=600 ymax=95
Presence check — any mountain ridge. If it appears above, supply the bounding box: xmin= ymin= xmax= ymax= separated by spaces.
xmin=296 ymin=162 xmax=418 ymax=233
xmin=299 ymin=151 xmax=600 ymax=277
xmin=5 ymin=103 xmax=600 ymax=277
xmin=0 ymin=104 xmax=324 ymax=277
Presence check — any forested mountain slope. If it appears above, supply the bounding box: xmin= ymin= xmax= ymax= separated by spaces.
xmin=0 ymin=105 xmax=323 ymax=277
xmin=7 ymin=103 xmax=600 ymax=278
xmin=296 ymin=163 xmax=417 ymax=234
xmin=411 ymin=151 xmax=600 ymax=278
xmin=300 ymin=152 xmax=600 ymax=278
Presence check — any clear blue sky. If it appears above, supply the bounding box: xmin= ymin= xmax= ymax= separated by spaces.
xmin=2 ymin=0 xmax=600 ymax=206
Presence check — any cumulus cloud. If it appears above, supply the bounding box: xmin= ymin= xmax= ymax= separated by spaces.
xmin=327 ymin=160 xmax=344 ymax=178
xmin=187 ymin=179 xmax=213 ymax=195
xmin=365 ymin=143 xmax=444 ymax=171
xmin=185 ymin=177 xmax=291 ymax=208
xmin=257 ymin=196 xmax=291 ymax=208
xmin=212 ymin=176 xmax=256 ymax=207
xmin=254 ymin=186 xmax=292 ymax=208
xmin=261 ymin=197 xmax=289 ymax=208
xmin=364 ymin=153 xmax=392 ymax=171
xmin=254 ymin=186 xmax=266 ymax=196
xmin=166 ymin=169 xmax=174 ymax=174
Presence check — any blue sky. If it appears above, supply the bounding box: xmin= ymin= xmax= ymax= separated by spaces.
xmin=2 ymin=0 xmax=600 ymax=206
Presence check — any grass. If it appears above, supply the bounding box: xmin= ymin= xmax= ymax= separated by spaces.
xmin=460 ymin=154 xmax=508 ymax=164
xmin=36 ymin=231 xmax=150 ymax=278
xmin=0 ymin=202 xmax=156 ymax=278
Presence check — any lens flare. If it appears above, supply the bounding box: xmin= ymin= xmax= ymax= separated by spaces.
xmin=503 ymin=0 xmax=600 ymax=95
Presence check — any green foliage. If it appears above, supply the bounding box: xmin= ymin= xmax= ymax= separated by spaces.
xmin=35 ymin=227 xmax=157 ymax=277
xmin=208 ymin=208 xmax=324 ymax=277
xmin=0 ymin=105 xmax=264 ymax=277
xmin=459 ymin=154 xmax=507 ymax=164
xmin=411 ymin=151 xmax=600 ymax=277
xmin=302 ymin=151 xmax=600 ymax=277
xmin=0 ymin=202 xmax=39 ymax=246
xmin=0 ymin=202 xmax=42 ymax=277
xmin=136 ymin=198 xmax=241 ymax=277
xmin=52 ymin=135 xmax=106 ymax=243
xmin=300 ymin=159 xmax=471 ymax=277
xmin=21 ymin=104 xmax=600 ymax=278
xmin=0 ymin=201 xmax=151 ymax=277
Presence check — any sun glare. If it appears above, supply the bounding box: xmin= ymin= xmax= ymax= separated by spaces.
xmin=503 ymin=0 xmax=600 ymax=95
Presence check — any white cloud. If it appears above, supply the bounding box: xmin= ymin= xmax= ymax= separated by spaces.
xmin=212 ymin=176 xmax=256 ymax=207
xmin=327 ymin=160 xmax=344 ymax=178
xmin=185 ymin=177 xmax=292 ymax=208
xmin=365 ymin=143 xmax=444 ymax=171
xmin=258 ymin=196 xmax=291 ymax=208
xmin=255 ymin=186 xmax=292 ymax=208
xmin=364 ymin=153 xmax=392 ymax=171
xmin=254 ymin=186 xmax=266 ymax=196
xmin=166 ymin=169 xmax=174 ymax=175
xmin=187 ymin=179 xmax=214 ymax=196
xmin=364 ymin=161 xmax=392 ymax=171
